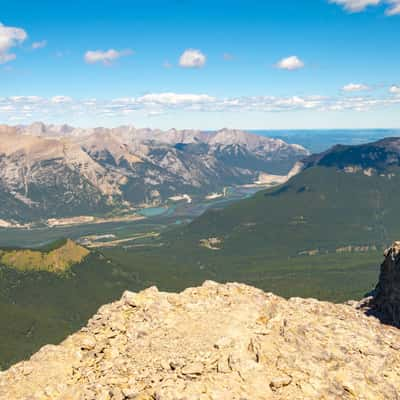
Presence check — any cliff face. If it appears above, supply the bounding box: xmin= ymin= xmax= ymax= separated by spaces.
xmin=1 ymin=249 xmax=400 ymax=399
xmin=370 ymin=241 xmax=400 ymax=327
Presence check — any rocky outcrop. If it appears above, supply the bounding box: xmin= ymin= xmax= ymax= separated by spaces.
xmin=367 ymin=241 xmax=400 ymax=327
xmin=1 ymin=279 xmax=400 ymax=399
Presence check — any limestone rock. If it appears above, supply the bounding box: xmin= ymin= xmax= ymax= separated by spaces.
xmin=79 ymin=334 xmax=97 ymax=350
xmin=270 ymin=376 xmax=292 ymax=391
xmin=0 ymin=279 xmax=400 ymax=399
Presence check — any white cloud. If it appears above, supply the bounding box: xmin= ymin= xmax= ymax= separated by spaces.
xmin=137 ymin=93 xmax=215 ymax=105
xmin=51 ymin=96 xmax=73 ymax=104
xmin=276 ymin=56 xmax=305 ymax=71
xmin=179 ymin=49 xmax=206 ymax=68
xmin=3 ymin=90 xmax=400 ymax=124
xmin=386 ymin=0 xmax=400 ymax=14
xmin=32 ymin=40 xmax=47 ymax=50
xmin=0 ymin=22 xmax=27 ymax=64
xmin=84 ymin=49 xmax=133 ymax=65
xmin=329 ymin=0 xmax=400 ymax=14
xmin=0 ymin=105 xmax=15 ymax=112
xmin=111 ymin=97 xmax=136 ymax=104
xmin=329 ymin=0 xmax=380 ymax=12
xmin=390 ymin=85 xmax=400 ymax=94
xmin=9 ymin=96 xmax=42 ymax=103
xmin=342 ymin=83 xmax=370 ymax=92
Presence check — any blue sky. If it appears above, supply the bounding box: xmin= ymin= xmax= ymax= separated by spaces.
xmin=1 ymin=0 xmax=400 ymax=129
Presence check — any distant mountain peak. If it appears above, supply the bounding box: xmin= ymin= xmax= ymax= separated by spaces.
xmin=302 ymin=137 xmax=400 ymax=172
xmin=0 ymin=123 xmax=308 ymax=222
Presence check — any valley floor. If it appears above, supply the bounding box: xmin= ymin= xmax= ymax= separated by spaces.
xmin=0 ymin=245 xmax=380 ymax=370
xmin=0 ymin=179 xmax=385 ymax=370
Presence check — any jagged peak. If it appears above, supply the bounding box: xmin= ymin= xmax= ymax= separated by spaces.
xmin=5 ymin=122 xmax=307 ymax=150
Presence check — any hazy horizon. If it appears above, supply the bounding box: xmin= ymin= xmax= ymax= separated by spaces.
xmin=5 ymin=121 xmax=400 ymax=133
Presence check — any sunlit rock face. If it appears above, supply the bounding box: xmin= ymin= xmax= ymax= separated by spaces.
xmin=1 ymin=276 xmax=400 ymax=399
xmin=0 ymin=124 xmax=308 ymax=222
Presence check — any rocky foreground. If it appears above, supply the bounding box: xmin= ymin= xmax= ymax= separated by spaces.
xmin=1 ymin=249 xmax=400 ymax=399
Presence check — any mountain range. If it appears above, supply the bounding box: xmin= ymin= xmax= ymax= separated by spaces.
xmin=2 ymin=136 xmax=400 ymax=369
xmin=176 ymin=136 xmax=400 ymax=257
xmin=0 ymin=123 xmax=308 ymax=222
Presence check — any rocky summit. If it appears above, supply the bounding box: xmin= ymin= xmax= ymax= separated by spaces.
xmin=1 ymin=250 xmax=400 ymax=399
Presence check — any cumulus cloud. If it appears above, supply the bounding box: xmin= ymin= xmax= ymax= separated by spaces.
xmin=32 ymin=40 xmax=47 ymax=50
xmin=276 ymin=56 xmax=305 ymax=71
xmin=0 ymin=22 xmax=27 ymax=64
xmin=329 ymin=0 xmax=400 ymax=14
xmin=84 ymin=49 xmax=133 ymax=65
xmin=390 ymin=85 xmax=400 ymax=94
xmin=329 ymin=0 xmax=380 ymax=12
xmin=179 ymin=49 xmax=206 ymax=68
xmin=342 ymin=83 xmax=370 ymax=92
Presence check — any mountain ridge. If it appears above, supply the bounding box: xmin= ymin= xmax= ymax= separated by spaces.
xmin=302 ymin=136 xmax=400 ymax=172
xmin=173 ymin=136 xmax=400 ymax=258
xmin=0 ymin=123 xmax=308 ymax=222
